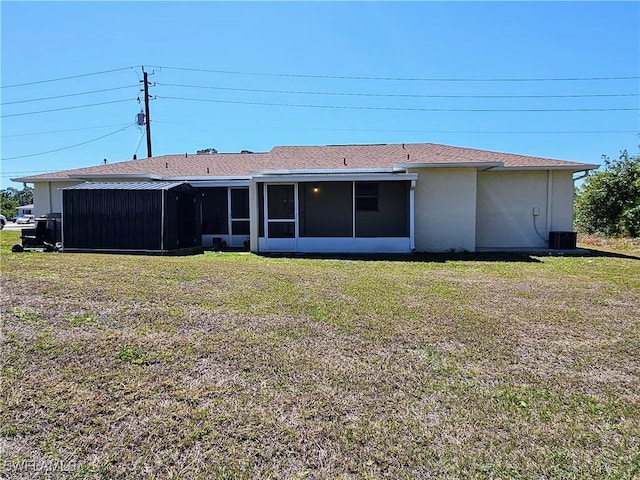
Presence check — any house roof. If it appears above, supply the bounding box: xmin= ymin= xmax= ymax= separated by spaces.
xmin=11 ymin=142 xmax=597 ymax=183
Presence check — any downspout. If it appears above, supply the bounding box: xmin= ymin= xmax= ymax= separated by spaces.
xmin=573 ymin=171 xmax=589 ymax=182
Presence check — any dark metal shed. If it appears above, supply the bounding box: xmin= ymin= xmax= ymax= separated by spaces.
xmin=61 ymin=181 xmax=202 ymax=255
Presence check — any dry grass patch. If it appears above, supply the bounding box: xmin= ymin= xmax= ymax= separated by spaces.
xmin=1 ymin=230 xmax=639 ymax=479
xmin=578 ymin=233 xmax=640 ymax=255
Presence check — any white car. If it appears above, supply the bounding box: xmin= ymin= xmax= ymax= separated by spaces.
xmin=16 ymin=214 xmax=35 ymax=224
xmin=0 ymin=214 xmax=6 ymax=229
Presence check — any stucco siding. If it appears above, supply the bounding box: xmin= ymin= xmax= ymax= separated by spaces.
xmin=33 ymin=181 xmax=82 ymax=216
xmin=550 ymin=171 xmax=575 ymax=231
xmin=410 ymin=168 xmax=477 ymax=252
xmin=476 ymin=171 xmax=552 ymax=248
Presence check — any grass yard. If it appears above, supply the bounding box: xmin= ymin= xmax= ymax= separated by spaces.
xmin=1 ymin=230 xmax=639 ymax=479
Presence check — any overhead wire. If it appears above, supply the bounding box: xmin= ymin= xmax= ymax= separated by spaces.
xmin=149 ymin=65 xmax=640 ymax=82
xmin=1 ymin=85 xmax=138 ymax=105
xmin=1 ymin=66 xmax=635 ymax=162
xmin=2 ymin=66 xmax=139 ymax=88
xmin=284 ymin=127 xmax=637 ymax=134
xmin=2 ymin=123 xmax=135 ymax=138
xmin=156 ymin=95 xmax=639 ymax=112
xmin=1 ymin=123 xmax=136 ymax=161
xmin=156 ymin=82 xmax=640 ymax=99
xmin=1 ymin=98 xmax=135 ymax=118
xmin=130 ymin=129 xmax=146 ymax=159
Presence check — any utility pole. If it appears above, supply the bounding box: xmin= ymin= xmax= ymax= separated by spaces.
xmin=142 ymin=67 xmax=152 ymax=158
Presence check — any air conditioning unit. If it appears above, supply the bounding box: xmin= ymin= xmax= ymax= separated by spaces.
xmin=549 ymin=231 xmax=577 ymax=250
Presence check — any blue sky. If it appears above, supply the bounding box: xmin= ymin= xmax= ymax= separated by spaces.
xmin=1 ymin=1 xmax=639 ymax=188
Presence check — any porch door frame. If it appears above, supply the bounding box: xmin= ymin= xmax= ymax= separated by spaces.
xmin=228 ymin=187 xmax=250 ymax=248
xmin=264 ymin=182 xmax=298 ymax=252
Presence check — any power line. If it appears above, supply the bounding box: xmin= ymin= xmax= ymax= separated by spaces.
xmin=1 ymin=123 xmax=134 ymax=138
xmin=2 ymin=66 xmax=138 ymax=88
xmin=1 ymin=85 xmax=138 ymax=105
xmin=288 ymin=127 xmax=638 ymax=134
xmin=156 ymin=95 xmax=640 ymax=112
xmin=0 ymin=99 xmax=134 ymax=118
xmin=149 ymin=65 xmax=640 ymax=82
xmin=156 ymin=82 xmax=640 ymax=99
xmin=131 ymin=130 xmax=146 ymax=159
xmin=1 ymin=124 xmax=136 ymax=161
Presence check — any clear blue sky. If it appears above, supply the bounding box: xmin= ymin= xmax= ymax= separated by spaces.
xmin=1 ymin=1 xmax=639 ymax=189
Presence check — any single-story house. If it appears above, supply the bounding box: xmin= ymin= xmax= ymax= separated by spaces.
xmin=17 ymin=204 xmax=34 ymax=216
xmin=12 ymin=142 xmax=597 ymax=254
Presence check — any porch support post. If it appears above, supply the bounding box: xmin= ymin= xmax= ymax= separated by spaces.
xmin=249 ymin=180 xmax=259 ymax=253
xmin=410 ymin=179 xmax=416 ymax=251
xmin=352 ymin=181 xmax=356 ymax=238
xmin=546 ymin=170 xmax=553 ymax=240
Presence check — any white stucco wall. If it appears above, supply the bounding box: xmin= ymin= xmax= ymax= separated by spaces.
xmin=550 ymin=170 xmax=575 ymax=231
xmin=33 ymin=181 xmax=82 ymax=216
xmin=475 ymin=170 xmax=574 ymax=249
xmin=410 ymin=167 xmax=477 ymax=252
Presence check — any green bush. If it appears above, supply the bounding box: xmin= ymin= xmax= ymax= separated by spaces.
xmin=575 ymin=150 xmax=640 ymax=237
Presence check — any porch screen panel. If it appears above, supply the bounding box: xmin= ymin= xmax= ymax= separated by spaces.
xmin=231 ymin=188 xmax=250 ymax=235
xmin=355 ymin=181 xmax=410 ymax=237
xmin=268 ymin=222 xmax=295 ymax=238
xmin=200 ymin=187 xmax=228 ymax=234
xmin=299 ymin=182 xmax=352 ymax=237
xmin=267 ymin=184 xmax=295 ymax=238
xmin=268 ymin=185 xmax=295 ymax=219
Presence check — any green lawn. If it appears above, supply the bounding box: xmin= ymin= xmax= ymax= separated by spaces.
xmin=1 ymin=230 xmax=639 ymax=479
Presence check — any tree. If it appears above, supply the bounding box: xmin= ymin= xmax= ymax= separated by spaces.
xmin=196 ymin=148 xmax=218 ymax=154
xmin=1 ymin=186 xmax=33 ymax=219
xmin=574 ymin=150 xmax=640 ymax=237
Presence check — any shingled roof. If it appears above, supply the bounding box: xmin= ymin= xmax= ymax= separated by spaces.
xmin=12 ymin=143 xmax=597 ymax=183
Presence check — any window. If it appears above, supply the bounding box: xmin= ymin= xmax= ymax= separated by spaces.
xmin=356 ymin=182 xmax=378 ymax=211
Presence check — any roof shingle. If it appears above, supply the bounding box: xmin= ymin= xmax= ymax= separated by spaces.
xmin=12 ymin=143 xmax=596 ymax=183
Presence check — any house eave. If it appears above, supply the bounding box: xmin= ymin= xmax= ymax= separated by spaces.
xmin=487 ymin=164 xmax=599 ymax=172
xmin=165 ymin=175 xmax=251 ymax=182
xmin=251 ymin=171 xmax=418 ymax=183
xmin=252 ymin=168 xmax=397 ymax=175
xmin=395 ymin=162 xmax=504 ymax=170
xmin=11 ymin=176 xmax=67 ymax=183
xmin=186 ymin=178 xmax=251 ymax=187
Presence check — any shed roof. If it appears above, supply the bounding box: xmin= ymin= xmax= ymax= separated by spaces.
xmin=12 ymin=142 xmax=598 ymax=183
xmin=61 ymin=181 xmax=189 ymax=191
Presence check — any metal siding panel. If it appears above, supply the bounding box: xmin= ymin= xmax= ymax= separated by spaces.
xmin=164 ymin=191 xmax=175 ymax=250
xmin=61 ymin=182 xmax=194 ymax=252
